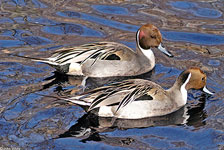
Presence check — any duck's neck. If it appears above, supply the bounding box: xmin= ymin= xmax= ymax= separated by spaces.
xmin=136 ymin=47 xmax=155 ymax=66
xmin=166 ymin=84 xmax=187 ymax=108
xmin=167 ymin=72 xmax=192 ymax=107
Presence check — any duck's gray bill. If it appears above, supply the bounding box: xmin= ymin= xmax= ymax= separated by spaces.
xmin=158 ymin=43 xmax=173 ymax=57
xmin=203 ymin=86 xmax=214 ymax=95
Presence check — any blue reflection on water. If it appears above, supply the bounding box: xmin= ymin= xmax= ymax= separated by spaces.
xmin=27 ymin=17 xmax=57 ymax=25
xmin=4 ymin=102 xmax=26 ymax=120
xmin=208 ymin=59 xmax=220 ymax=66
xmin=21 ymin=36 xmax=52 ymax=45
xmin=29 ymin=15 xmax=103 ymax=37
xmin=11 ymin=0 xmax=26 ymax=6
xmin=57 ymin=11 xmax=224 ymax=45
xmin=42 ymin=23 xmax=104 ymax=37
xmin=7 ymin=0 xmax=47 ymax=8
xmin=1 ymin=8 xmax=224 ymax=49
xmin=195 ymin=7 xmax=222 ymax=18
xmin=92 ymin=5 xmax=131 ymax=15
xmin=162 ymin=31 xmax=224 ymax=45
xmin=14 ymin=17 xmax=26 ymax=24
xmin=170 ymin=1 xmax=196 ymax=9
xmin=26 ymin=108 xmax=59 ymax=128
xmin=110 ymin=126 xmax=220 ymax=149
xmin=170 ymin=1 xmax=222 ymax=18
xmin=0 ymin=30 xmax=14 ymax=37
xmin=32 ymin=0 xmax=47 ymax=8
xmin=0 ymin=28 xmax=52 ymax=47
xmin=0 ymin=40 xmax=25 ymax=48
xmin=57 ymin=11 xmax=139 ymax=32
xmin=0 ymin=18 xmax=13 ymax=23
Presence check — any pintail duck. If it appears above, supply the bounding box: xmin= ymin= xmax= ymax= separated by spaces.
xmin=25 ymin=24 xmax=172 ymax=77
xmin=65 ymin=67 xmax=213 ymax=119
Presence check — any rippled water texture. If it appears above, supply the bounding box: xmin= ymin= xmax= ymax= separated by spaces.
xmin=0 ymin=0 xmax=224 ymax=149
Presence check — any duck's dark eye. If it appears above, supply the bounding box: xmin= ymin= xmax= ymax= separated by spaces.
xmin=202 ymin=77 xmax=205 ymax=81
xmin=151 ymin=35 xmax=156 ymax=39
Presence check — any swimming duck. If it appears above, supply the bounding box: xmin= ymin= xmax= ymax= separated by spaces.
xmin=64 ymin=67 xmax=213 ymax=119
xmin=26 ymin=24 xmax=172 ymax=77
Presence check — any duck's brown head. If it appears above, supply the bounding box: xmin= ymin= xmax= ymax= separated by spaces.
xmin=136 ymin=24 xmax=173 ymax=57
xmin=177 ymin=67 xmax=213 ymax=94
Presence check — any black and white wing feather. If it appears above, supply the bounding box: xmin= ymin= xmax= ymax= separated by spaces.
xmin=47 ymin=42 xmax=123 ymax=66
xmin=82 ymin=79 xmax=161 ymax=112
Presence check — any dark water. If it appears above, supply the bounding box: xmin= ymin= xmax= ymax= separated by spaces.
xmin=0 ymin=0 xmax=224 ymax=149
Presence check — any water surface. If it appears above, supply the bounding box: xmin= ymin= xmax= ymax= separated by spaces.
xmin=0 ymin=0 xmax=223 ymax=149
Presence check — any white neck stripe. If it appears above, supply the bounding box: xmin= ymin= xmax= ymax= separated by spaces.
xmin=180 ymin=73 xmax=192 ymax=104
xmin=182 ymin=73 xmax=192 ymax=87
xmin=136 ymin=30 xmax=140 ymax=47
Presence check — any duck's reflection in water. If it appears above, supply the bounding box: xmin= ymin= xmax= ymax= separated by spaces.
xmin=58 ymin=93 xmax=207 ymax=146
xmin=41 ymin=69 xmax=154 ymax=95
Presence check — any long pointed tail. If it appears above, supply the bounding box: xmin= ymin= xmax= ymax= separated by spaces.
xmin=35 ymin=92 xmax=91 ymax=106
xmin=12 ymin=54 xmax=47 ymax=61
xmin=12 ymin=54 xmax=59 ymax=65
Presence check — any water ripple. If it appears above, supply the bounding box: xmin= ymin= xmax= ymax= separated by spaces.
xmin=170 ymin=1 xmax=222 ymax=18
xmin=0 ymin=18 xmax=14 ymax=23
xmin=0 ymin=1 xmax=223 ymax=149
xmin=92 ymin=5 xmax=131 ymax=16
xmin=208 ymin=59 xmax=220 ymax=67
xmin=162 ymin=31 xmax=224 ymax=45
xmin=57 ymin=11 xmax=139 ymax=32
xmin=42 ymin=23 xmax=104 ymax=37
xmin=27 ymin=17 xmax=57 ymax=25
xmin=5 ymin=0 xmax=47 ymax=8
xmin=0 ymin=40 xmax=25 ymax=48
xmin=58 ymin=10 xmax=224 ymax=45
